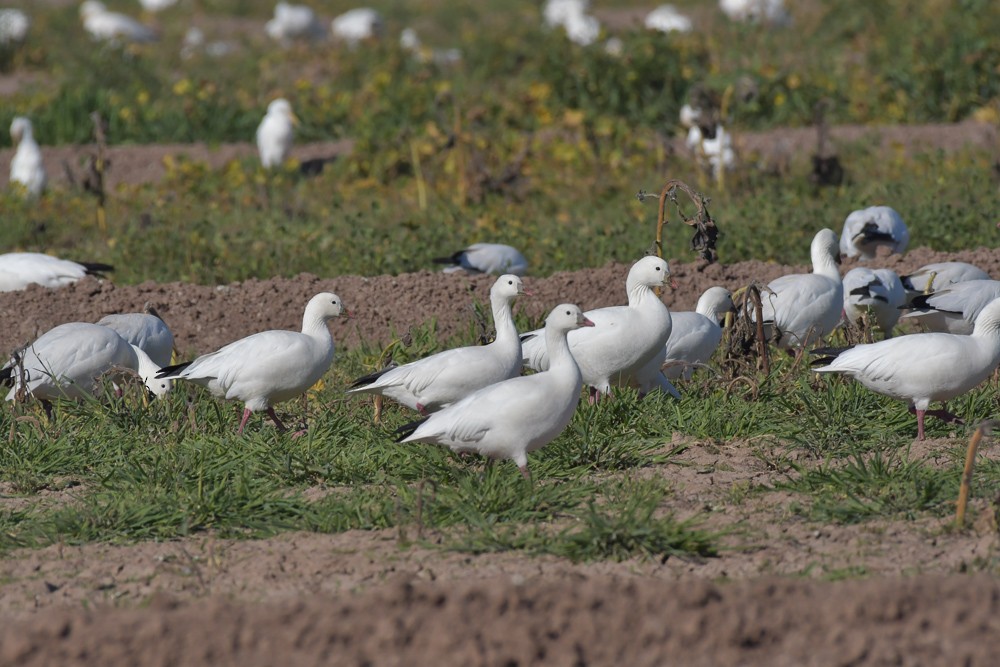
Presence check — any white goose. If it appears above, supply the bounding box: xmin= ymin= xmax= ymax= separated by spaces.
xmin=0 ymin=9 xmax=30 ymax=46
xmin=719 ymin=0 xmax=789 ymax=25
xmin=9 ymin=116 xmax=46 ymax=198
xmin=839 ymin=205 xmax=909 ymax=261
xmin=759 ymin=228 xmax=843 ymax=349
xmin=644 ymin=5 xmax=693 ymax=33
xmin=900 ymin=261 xmax=990 ymax=299
xmin=156 ymin=292 xmax=345 ymax=433
xmin=661 ymin=286 xmax=734 ymax=380
xmin=813 ymin=297 xmax=1000 ymax=440
xmin=433 ymin=243 xmax=528 ymax=276
xmin=2 ymin=323 xmax=170 ymax=416
xmin=397 ymin=304 xmax=593 ymax=479
xmin=330 ymin=7 xmax=383 ymax=46
xmin=256 ymin=98 xmax=297 ymax=169
xmin=901 ymin=279 xmax=1000 ymax=335
xmin=348 ymin=275 xmax=527 ymax=414
xmin=842 ymin=267 xmax=905 ymax=337
xmin=522 ymin=256 xmax=673 ymax=400
xmin=265 ymin=2 xmax=324 ymax=43
xmin=79 ymin=1 xmax=156 ymax=43
xmin=0 ymin=252 xmax=113 ymax=292
xmin=98 ymin=312 xmax=174 ymax=368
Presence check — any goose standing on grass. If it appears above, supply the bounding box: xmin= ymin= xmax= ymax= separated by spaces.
xmin=397 ymin=304 xmax=593 ymax=479
xmin=433 ymin=243 xmax=528 ymax=276
xmin=813 ymin=297 xmax=1000 ymax=440
xmin=660 ymin=286 xmax=734 ymax=380
xmin=79 ymin=1 xmax=156 ymax=43
xmin=842 ymin=267 xmax=905 ymax=338
xmin=98 ymin=312 xmax=174 ymax=368
xmin=330 ymin=7 xmax=383 ymax=47
xmin=1 ymin=323 xmax=170 ymax=418
xmin=0 ymin=252 xmax=113 ymax=292
xmin=348 ymin=275 xmax=528 ymax=414
xmin=0 ymin=9 xmax=30 ymax=46
xmin=758 ymin=228 xmax=843 ymax=349
xmin=839 ymin=205 xmax=909 ymax=261
xmin=9 ymin=116 xmax=46 ymax=198
xmin=522 ymin=256 xmax=674 ymax=400
xmin=156 ymin=292 xmax=346 ymax=434
xmin=901 ymin=261 xmax=991 ymax=299
xmin=265 ymin=2 xmax=324 ymax=43
xmin=256 ymin=98 xmax=297 ymax=169
xmin=901 ymin=279 xmax=1000 ymax=335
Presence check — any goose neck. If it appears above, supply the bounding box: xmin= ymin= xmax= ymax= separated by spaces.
xmin=491 ymin=294 xmax=517 ymax=343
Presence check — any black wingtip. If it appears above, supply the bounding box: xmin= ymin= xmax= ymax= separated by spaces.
xmin=809 ymin=345 xmax=854 ymax=367
xmin=0 ymin=366 xmax=12 ymax=386
xmin=348 ymin=362 xmax=397 ymax=390
xmin=431 ymin=250 xmax=464 ymax=265
xmin=519 ymin=333 xmax=537 ymax=344
xmin=155 ymin=361 xmax=191 ymax=380
xmin=395 ymin=416 xmax=429 ymax=442
xmin=76 ymin=261 xmax=115 ymax=277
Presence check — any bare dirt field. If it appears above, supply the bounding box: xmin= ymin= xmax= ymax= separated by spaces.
xmin=2 ymin=123 xmax=1000 ymax=664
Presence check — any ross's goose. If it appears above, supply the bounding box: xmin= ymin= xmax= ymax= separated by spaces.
xmin=842 ymin=267 xmax=905 ymax=337
xmin=522 ymin=256 xmax=674 ymax=399
xmin=839 ymin=206 xmax=909 ymax=261
xmin=758 ymin=228 xmax=843 ymax=349
xmin=900 ymin=261 xmax=991 ymax=299
xmin=543 ymin=0 xmax=589 ymax=28
xmin=0 ymin=9 xmax=29 ymax=45
xmin=256 ymin=98 xmax=297 ymax=169
xmin=645 ymin=5 xmax=693 ymax=33
xmin=330 ymin=8 xmax=383 ymax=46
xmin=265 ymin=2 xmax=324 ymax=43
xmin=348 ymin=275 xmax=527 ymax=414
xmin=9 ymin=116 xmax=46 ymax=198
xmin=2 ymin=323 xmax=170 ymax=416
xmin=139 ymin=0 xmax=177 ymax=12
xmin=813 ymin=297 xmax=1000 ymax=440
xmin=156 ymin=292 xmax=345 ymax=433
xmin=661 ymin=286 xmax=734 ymax=380
xmin=98 ymin=312 xmax=174 ymax=368
xmin=397 ymin=304 xmax=594 ymax=478
xmin=79 ymin=1 xmax=156 ymax=43
xmin=901 ymin=279 xmax=1000 ymax=335
xmin=0 ymin=252 xmax=113 ymax=292
xmin=433 ymin=243 xmax=528 ymax=276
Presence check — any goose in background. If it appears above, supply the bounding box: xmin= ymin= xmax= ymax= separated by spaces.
xmin=901 ymin=279 xmax=1000 ymax=335
xmin=256 ymin=98 xmax=297 ymax=169
xmin=839 ymin=205 xmax=909 ymax=261
xmin=0 ymin=253 xmax=113 ymax=292
xmin=900 ymin=261 xmax=990 ymax=300
xmin=660 ymin=286 xmax=734 ymax=380
xmin=98 ymin=311 xmax=174 ymax=368
xmin=79 ymin=1 xmax=156 ymax=43
xmin=842 ymin=267 xmax=905 ymax=337
xmin=9 ymin=116 xmax=46 ymax=198
xmin=433 ymin=243 xmax=528 ymax=276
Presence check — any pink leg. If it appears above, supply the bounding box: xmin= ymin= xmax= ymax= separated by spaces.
xmin=237 ymin=408 xmax=252 ymax=435
xmin=916 ymin=409 xmax=925 ymax=441
xmin=267 ymin=407 xmax=287 ymax=432
xmin=416 ymin=403 xmax=429 ymax=416
xmin=519 ymin=465 xmax=531 ymax=480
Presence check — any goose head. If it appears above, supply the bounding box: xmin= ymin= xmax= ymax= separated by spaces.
xmin=491 ymin=274 xmax=529 ymax=300
xmin=9 ymin=116 xmax=31 ymax=144
xmin=627 ymin=256 xmax=672 ymax=290
xmin=266 ymin=98 xmax=298 ymax=126
xmin=306 ymin=292 xmax=347 ymax=321
xmin=547 ymin=304 xmax=595 ymax=334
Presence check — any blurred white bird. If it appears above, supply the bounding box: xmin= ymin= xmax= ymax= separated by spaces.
xmin=433 ymin=243 xmax=528 ymax=276
xmin=758 ymin=229 xmax=843 ymax=349
xmin=0 ymin=8 xmax=30 ymax=45
xmin=660 ymin=286 xmax=734 ymax=380
xmin=397 ymin=304 xmax=593 ymax=479
xmin=79 ymin=1 xmax=156 ymax=43
xmin=522 ymin=256 xmax=675 ymax=400
xmin=719 ymin=0 xmax=789 ymax=25
xmin=2 ymin=323 xmax=170 ymax=417
xmin=331 ymin=7 xmax=383 ymax=46
xmin=842 ymin=267 xmax=905 ymax=337
xmin=813 ymin=297 xmax=1000 ymax=440
xmin=256 ymin=98 xmax=297 ymax=169
xmin=543 ymin=0 xmax=600 ymax=45
xmin=0 ymin=252 xmax=113 ymax=292
xmin=348 ymin=275 xmax=527 ymax=414
xmin=265 ymin=2 xmax=324 ymax=43
xmin=839 ymin=205 xmax=909 ymax=261
xmin=900 ymin=262 xmax=990 ymax=299
xmin=9 ymin=116 xmax=46 ymax=198
xmin=399 ymin=27 xmax=461 ymax=65
xmin=645 ymin=5 xmax=693 ymax=33
xmin=157 ymin=293 xmax=346 ymax=434
xmin=138 ymin=0 xmax=177 ymax=13
xmin=98 ymin=312 xmax=174 ymax=368
xmin=901 ymin=279 xmax=1000 ymax=335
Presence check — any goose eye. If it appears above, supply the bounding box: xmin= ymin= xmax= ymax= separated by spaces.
xmin=508 ymin=280 xmax=513 ymax=285
xmin=655 ymin=266 xmax=661 ymax=271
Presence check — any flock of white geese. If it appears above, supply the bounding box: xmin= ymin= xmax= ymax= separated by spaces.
xmin=1 ymin=202 xmax=999 ymax=475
